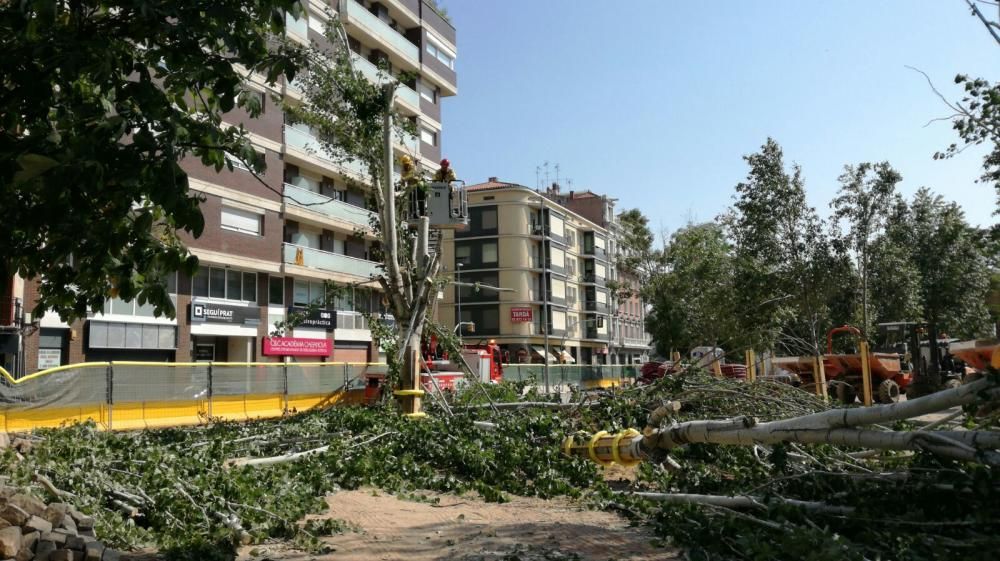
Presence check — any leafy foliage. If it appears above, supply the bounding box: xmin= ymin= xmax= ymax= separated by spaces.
xmin=5 ymin=373 xmax=1000 ymax=561
xmin=0 ymin=0 xmax=304 ymax=320
xmin=934 ymin=75 xmax=1000 ymax=211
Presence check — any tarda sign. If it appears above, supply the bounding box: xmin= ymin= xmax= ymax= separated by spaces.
xmin=510 ymin=307 xmax=533 ymax=323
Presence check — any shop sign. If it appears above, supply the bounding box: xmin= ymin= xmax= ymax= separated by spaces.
xmin=510 ymin=307 xmax=533 ymax=323
xmin=190 ymin=301 xmax=260 ymax=325
xmin=37 ymin=348 xmax=61 ymax=369
xmin=262 ymin=337 xmax=332 ymax=357
xmin=194 ymin=344 xmax=216 ymax=361
xmin=288 ymin=307 xmax=335 ymax=329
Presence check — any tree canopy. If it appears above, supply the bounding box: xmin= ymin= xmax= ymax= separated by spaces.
xmin=1 ymin=0 xmax=303 ymax=321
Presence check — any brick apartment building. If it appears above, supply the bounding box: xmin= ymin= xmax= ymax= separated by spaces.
xmin=0 ymin=0 xmax=457 ymax=376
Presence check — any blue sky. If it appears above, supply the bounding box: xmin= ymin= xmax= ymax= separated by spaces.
xmin=440 ymin=1 xmax=999 ymax=238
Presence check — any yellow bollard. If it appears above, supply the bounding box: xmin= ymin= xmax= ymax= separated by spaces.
xmin=811 ymin=356 xmax=823 ymax=398
xmin=859 ymin=341 xmax=873 ymax=406
xmin=816 ymin=355 xmax=828 ymax=402
xmin=745 ymin=350 xmax=757 ymax=382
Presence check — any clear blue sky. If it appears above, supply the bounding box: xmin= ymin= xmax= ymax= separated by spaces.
xmin=440 ymin=0 xmax=999 ymax=238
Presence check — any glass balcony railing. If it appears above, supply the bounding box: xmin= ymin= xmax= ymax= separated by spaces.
xmin=283 ymin=183 xmax=375 ymax=229
xmin=283 ymin=243 xmax=381 ymax=279
xmin=346 ymin=0 xmax=419 ymax=65
xmin=352 ymin=54 xmax=420 ymax=108
xmin=284 ymin=125 xmax=369 ymax=179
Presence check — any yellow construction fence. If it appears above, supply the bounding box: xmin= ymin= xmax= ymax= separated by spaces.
xmin=0 ymin=361 xmax=388 ymax=432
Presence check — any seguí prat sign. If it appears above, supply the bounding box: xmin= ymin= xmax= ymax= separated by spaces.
xmin=190 ymin=300 xmax=260 ymax=325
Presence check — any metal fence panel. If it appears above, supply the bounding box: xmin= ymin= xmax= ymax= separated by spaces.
xmin=112 ymin=363 xmax=210 ymax=430
xmin=0 ymin=364 xmax=110 ymax=431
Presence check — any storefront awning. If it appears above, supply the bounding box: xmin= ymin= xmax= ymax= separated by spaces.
xmin=559 ymin=350 xmax=576 ymax=364
xmin=531 ymin=345 xmax=558 ymax=363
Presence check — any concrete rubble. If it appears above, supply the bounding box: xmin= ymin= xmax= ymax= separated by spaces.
xmin=0 ymin=487 xmax=119 ymax=561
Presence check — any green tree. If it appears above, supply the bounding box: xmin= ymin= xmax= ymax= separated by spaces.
xmin=933 ymin=75 xmax=1000 ymax=211
xmin=645 ymin=223 xmax=739 ymax=357
xmin=867 ymin=195 xmax=923 ymax=325
xmin=723 ymin=138 xmax=833 ymax=355
xmin=0 ymin=0 xmax=304 ymax=321
xmin=831 ymin=162 xmax=903 ymax=336
xmin=907 ymin=188 xmax=991 ymax=339
xmin=607 ymin=208 xmax=663 ymax=302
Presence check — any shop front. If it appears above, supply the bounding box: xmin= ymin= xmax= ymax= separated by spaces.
xmin=189 ymin=300 xmax=261 ymax=362
xmin=87 ymin=320 xmax=177 ymax=363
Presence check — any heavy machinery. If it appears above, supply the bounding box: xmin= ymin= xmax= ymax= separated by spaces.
xmin=771 ymin=326 xmax=909 ymax=403
xmin=823 ymin=325 xmax=911 ymax=404
xmin=876 ymin=322 xmax=966 ymax=396
xmin=948 ymin=338 xmax=1000 ymax=374
xmin=359 ymin=340 xmax=504 ymax=405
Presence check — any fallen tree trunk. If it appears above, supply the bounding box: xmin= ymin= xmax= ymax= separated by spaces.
xmin=625 ymin=491 xmax=855 ymax=515
xmin=565 ymin=376 xmax=1000 ymax=467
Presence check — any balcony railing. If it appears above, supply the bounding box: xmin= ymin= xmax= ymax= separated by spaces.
xmin=346 ymin=0 xmax=419 ymax=65
xmin=283 ymin=183 xmax=375 ymax=229
xmin=283 ymin=243 xmax=381 ymax=279
xmin=353 ymin=54 xmax=420 ymax=109
xmin=284 ymin=125 xmax=371 ymax=180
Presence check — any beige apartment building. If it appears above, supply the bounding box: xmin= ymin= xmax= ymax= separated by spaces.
xmin=438 ymin=179 xmax=617 ymax=365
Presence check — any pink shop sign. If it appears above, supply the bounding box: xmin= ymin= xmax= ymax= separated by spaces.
xmin=261 ymin=337 xmax=332 ymax=357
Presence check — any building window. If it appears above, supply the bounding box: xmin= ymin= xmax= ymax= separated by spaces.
xmin=269 ymin=276 xmax=284 ymax=306
xmin=455 ymin=245 xmax=471 ymax=265
xmin=224 ymin=152 xmax=251 ymax=172
xmin=420 ymin=126 xmax=438 ymax=146
xmin=221 ymin=205 xmax=263 ymax=235
xmin=193 ymin=266 xmax=257 ymax=303
xmin=481 ymin=242 xmax=498 ymax=265
xmin=425 ymin=39 xmax=455 ymax=70
xmin=418 ymin=81 xmax=437 ymax=104
xmin=293 ymin=279 xmax=327 ymax=306
xmin=480 ymin=208 xmax=497 ymax=230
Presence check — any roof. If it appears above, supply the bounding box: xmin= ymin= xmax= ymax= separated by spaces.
xmin=465 ymin=179 xmax=526 ymax=192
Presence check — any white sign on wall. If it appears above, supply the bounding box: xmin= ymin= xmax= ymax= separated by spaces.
xmin=37 ymin=349 xmax=61 ymax=370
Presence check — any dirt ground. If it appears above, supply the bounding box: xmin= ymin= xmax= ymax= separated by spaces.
xmin=238 ymin=487 xmax=677 ymax=561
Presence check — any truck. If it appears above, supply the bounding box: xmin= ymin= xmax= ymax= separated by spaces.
xmin=358 ymin=340 xmax=504 ymax=405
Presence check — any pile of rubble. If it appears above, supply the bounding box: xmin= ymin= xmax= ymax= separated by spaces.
xmin=0 ymin=488 xmax=119 ymax=561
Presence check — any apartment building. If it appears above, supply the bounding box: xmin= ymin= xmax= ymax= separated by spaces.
xmin=543 ymin=186 xmax=653 ymax=365
xmin=438 ymin=179 xmax=618 ymax=365
xmin=4 ymin=0 xmax=457 ymax=375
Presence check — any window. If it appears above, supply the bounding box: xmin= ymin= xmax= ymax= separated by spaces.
xmin=455 ymin=245 xmax=471 ymax=265
xmin=293 ymin=279 xmax=327 ymax=306
xmin=481 ymin=242 xmax=497 ymax=265
xmin=480 ymin=208 xmax=497 ymax=230
xmin=425 ymin=39 xmax=455 ymax=69
xmin=567 ymin=286 xmax=577 ymax=303
xmin=221 ymin=205 xmax=263 ymax=235
xmin=224 ymin=152 xmax=251 ymax=172
xmin=269 ymin=276 xmax=284 ymax=306
xmin=420 ymin=126 xmax=438 ymax=146
xmin=418 ymin=81 xmax=437 ymax=104
xmin=193 ymin=266 xmax=257 ymax=302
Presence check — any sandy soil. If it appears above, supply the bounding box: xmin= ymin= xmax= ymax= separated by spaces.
xmin=238 ymin=488 xmax=678 ymax=561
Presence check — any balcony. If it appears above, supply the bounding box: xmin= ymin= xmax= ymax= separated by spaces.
xmin=346 ymin=0 xmax=419 ymax=68
xmin=353 ymin=54 xmax=420 ymax=110
xmin=283 ymin=243 xmax=381 ymax=279
xmin=284 ymin=125 xmax=370 ymax=180
xmin=283 ymin=183 xmax=375 ymax=230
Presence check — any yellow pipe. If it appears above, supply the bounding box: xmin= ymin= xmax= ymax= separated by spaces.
xmin=111 ymin=361 xmax=201 ymax=367
xmin=0 ymin=362 xmax=111 ymax=385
